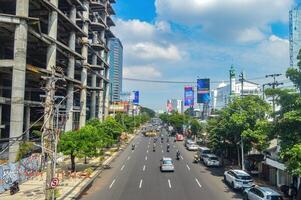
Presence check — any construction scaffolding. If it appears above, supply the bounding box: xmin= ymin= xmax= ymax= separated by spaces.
xmin=0 ymin=0 xmax=116 ymax=162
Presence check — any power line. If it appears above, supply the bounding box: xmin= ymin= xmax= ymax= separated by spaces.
xmin=123 ymin=75 xmax=278 ymax=84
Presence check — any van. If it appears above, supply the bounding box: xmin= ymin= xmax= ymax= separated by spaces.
xmin=198 ymin=147 xmax=211 ymax=161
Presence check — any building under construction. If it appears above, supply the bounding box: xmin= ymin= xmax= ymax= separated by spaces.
xmin=0 ymin=0 xmax=116 ymax=161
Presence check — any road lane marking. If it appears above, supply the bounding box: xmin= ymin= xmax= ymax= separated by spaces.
xmin=109 ymin=179 xmax=116 ymax=189
xmin=195 ymin=178 xmax=202 ymax=188
xmin=139 ymin=179 xmax=143 ymax=188
xmin=186 ymin=164 xmax=190 ymax=171
xmin=143 ymin=165 xmax=146 ymax=171
xmin=147 ymin=150 xmax=148 ymax=153
xmin=127 ymin=156 xmax=131 ymax=160
xmin=121 ymin=165 xmax=125 ymax=171
xmin=162 ymin=150 xmax=163 ymax=153
xmin=168 ymin=179 xmax=171 ymax=188
xmin=180 ymin=156 xmax=184 ymax=160
xmin=145 ymin=156 xmax=148 ymax=161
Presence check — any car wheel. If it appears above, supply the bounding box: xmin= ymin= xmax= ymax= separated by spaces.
xmin=223 ymin=175 xmax=227 ymax=183
xmin=231 ymin=182 xmax=235 ymax=189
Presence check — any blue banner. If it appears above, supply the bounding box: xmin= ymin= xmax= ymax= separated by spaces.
xmin=184 ymin=86 xmax=194 ymax=106
xmin=133 ymin=91 xmax=139 ymax=104
xmin=197 ymin=79 xmax=210 ymax=104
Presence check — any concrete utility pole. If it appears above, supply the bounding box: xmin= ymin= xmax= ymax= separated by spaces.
xmin=239 ymin=72 xmax=244 ymax=98
xmin=264 ymin=74 xmax=283 ymax=114
xmin=238 ymin=72 xmax=245 ymax=170
xmin=42 ymin=67 xmax=56 ymax=200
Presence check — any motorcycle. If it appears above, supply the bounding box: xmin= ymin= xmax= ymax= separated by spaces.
xmin=10 ymin=181 xmax=19 ymax=195
xmin=193 ymin=155 xmax=199 ymax=163
xmin=132 ymin=144 xmax=135 ymax=150
xmin=176 ymin=153 xmax=180 ymax=160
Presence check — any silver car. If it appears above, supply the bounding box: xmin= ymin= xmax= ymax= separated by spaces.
xmin=160 ymin=157 xmax=175 ymax=172
xmin=243 ymin=186 xmax=283 ymax=200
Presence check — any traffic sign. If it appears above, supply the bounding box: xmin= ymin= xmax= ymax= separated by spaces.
xmin=50 ymin=178 xmax=59 ymax=188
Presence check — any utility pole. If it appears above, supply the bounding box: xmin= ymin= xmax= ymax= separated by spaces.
xmin=239 ymin=72 xmax=244 ymax=98
xmin=264 ymin=74 xmax=283 ymax=115
xmin=42 ymin=67 xmax=65 ymax=200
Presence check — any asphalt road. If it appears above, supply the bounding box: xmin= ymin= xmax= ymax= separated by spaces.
xmin=79 ymin=129 xmax=242 ymax=200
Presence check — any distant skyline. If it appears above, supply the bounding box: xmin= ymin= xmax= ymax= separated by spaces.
xmin=112 ymin=0 xmax=297 ymax=110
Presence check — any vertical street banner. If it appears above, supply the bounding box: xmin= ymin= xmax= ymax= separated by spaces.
xmin=184 ymin=86 xmax=194 ymax=106
xmin=132 ymin=91 xmax=139 ymax=104
xmin=166 ymin=100 xmax=173 ymax=112
xmin=197 ymin=79 xmax=210 ymax=104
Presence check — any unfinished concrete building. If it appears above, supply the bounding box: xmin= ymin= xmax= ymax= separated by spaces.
xmin=0 ymin=0 xmax=116 ymax=161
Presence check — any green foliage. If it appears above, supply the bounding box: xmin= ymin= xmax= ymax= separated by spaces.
xmin=16 ymin=141 xmax=35 ymax=161
xmin=140 ymin=107 xmax=156 ymax=118
xmin=281 ymin=144 xmax=301 ymax=176
xmin=207 ymin=96 xmax=271 ymax=157
xmin=190 ymin=119 xmax=203 ymax=136
xmin=100 ymin=117 xmax=124 ymax=141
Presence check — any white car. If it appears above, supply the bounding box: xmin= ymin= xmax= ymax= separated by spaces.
xmin=160 ymin=157 xmax=175 ymax=172
xmin=224 ymin=169 xmax=254 ymax=189
xmin=203 ymin=154 xmax=220 ymax=167
xmin=187 ymin=144 xmax=199 ymax=151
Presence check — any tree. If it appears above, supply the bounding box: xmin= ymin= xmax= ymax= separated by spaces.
xmin=140 ymin=107 xmax=156 ymax=118
xmin=100 ymin=117 xmax=124 ymax=141
xmin=207 ymin=96 xmax=271 ymax=165
xmin=190 ymin=119 xmax=203 ymax=136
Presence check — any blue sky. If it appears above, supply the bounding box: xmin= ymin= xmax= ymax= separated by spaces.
xmin=112 ymin=0 xmax=296 ymax=111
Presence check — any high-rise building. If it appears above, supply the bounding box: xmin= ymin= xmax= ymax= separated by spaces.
xmin=0 ymin=0 xmax=116 ymax=161
xmin=289 ymin=6 xmax=301 ymax=67
xmin=109 ymin=38 xmax=123 ymax=102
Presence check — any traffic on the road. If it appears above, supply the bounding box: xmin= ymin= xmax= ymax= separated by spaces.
xmin=79 ymin=118 xmax=284 ymax=200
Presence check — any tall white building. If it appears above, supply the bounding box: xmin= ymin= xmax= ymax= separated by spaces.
xmin=289 ymin=6 xmax=301 ymax=67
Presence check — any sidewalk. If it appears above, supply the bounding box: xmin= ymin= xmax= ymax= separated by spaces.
xmin=0 ymin=134 xmax=136 ymax=200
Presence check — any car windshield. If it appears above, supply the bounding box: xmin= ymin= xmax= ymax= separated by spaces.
xmin=209 ymin=157 xmax=218 ymax=161
xmin=237 ymin=175 xmax=252 ymax=180
xmin=268 ymin=195 xmax=283 ymax=200
xmin=163 ymin=160 xmax=172 ymax=165
xmin=202 ymin=150 xmax=211 ymax=154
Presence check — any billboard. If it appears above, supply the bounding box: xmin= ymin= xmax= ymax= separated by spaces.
xmin=167 ymin=100 xmax=173 ymax=112
xmin=132 ymin=91 xmax=139 ymax=104
xmin=197 ymin=79 xmax=210 ymax=104
xmin=184 ymin=86 xmax=194 ymax=106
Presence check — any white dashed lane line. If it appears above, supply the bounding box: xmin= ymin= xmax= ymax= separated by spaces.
xmin=168 ymin=179 xmax=171 ymax=188
xmin=145 ymin=156 xmax=148 ymax=161
xmin=195 ymin=178 xmax=202 ymax=188
xmin=127 ymin=156 xmax=131 ymax=161
xmin=186 ymin=164 xmax=190 ymax=171
xmin=121 ymin=165 xmax=125 ymax=171
xmin=109 ymin=179 xmax=116 ymax=189
xmin=143 ymin=165 xmax=146 ymax=171
xmin=139 ymin=179 xmax=143 ymax=189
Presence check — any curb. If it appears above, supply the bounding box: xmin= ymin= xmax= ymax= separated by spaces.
xmin=61 ymin=134 xmax=137 ymax=200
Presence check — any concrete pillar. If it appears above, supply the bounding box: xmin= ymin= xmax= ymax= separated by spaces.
xmin=79 ymin=1 xmax=89 ymax=128
xmin=0 ymin=104 xmax=2 ymax=138
xmin=97 ymin=79 xmax=104 ymax=122
xmin=65 ymin=6 xmax=76 ymax=131
xmin=90 ymin=74 xmax=96 ymax=119
xmin=9 ymin=0 xmax=29 ymax=162
xmin=25 ymin=106 xmax=30 ymax=140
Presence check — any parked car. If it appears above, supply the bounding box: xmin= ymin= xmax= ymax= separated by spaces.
xmin=224 ymin=169 xmax=254 ymax=189
xmin=203 ymin=154 xmax=220 ymax=167
xmin=187 ymin=144 xmax=199 ymax=151
xmin=185 ymin=139 xmax=194 ymax=147
xmin=160 ymin=157 xmax=175 ymax=172
xmin=198 ymin=147 xmax=211 ymax=161
xmin=243 ymin=186 xmax=283 ymax=200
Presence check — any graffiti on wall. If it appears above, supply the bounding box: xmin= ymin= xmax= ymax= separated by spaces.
xmin=0 ymin=155 xmax=41 ymax=193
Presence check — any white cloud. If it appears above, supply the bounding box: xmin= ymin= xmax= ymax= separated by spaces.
xmin=123 ymin=65 xmax=162 ymax=79
xmin=127 ymin=42 xmax=181 ymax=61
xmin=155 ymin=0 xmax=294 ymax=42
